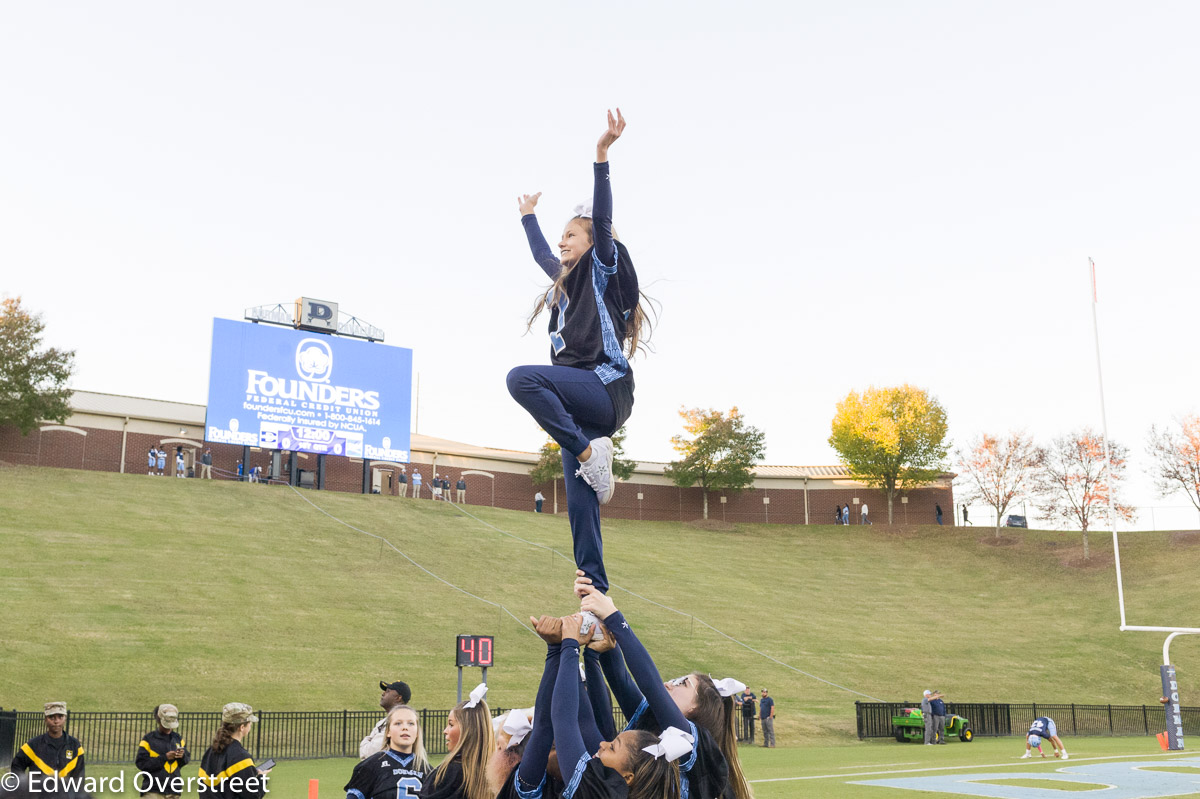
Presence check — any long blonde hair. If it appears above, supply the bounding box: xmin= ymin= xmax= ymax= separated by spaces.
xmin=429 ymin=701 xmax=495 ymax=799
xmin=688 ymin=674 xmax=752 ymax=799
xmin=383 ymin=705 xmax=431 ymax=773
xmin=526 ymin=217 xmax=655 ymax=358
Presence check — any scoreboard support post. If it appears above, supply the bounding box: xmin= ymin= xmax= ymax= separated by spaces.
xmin=455 ymin=635 xmax=495 ymax=703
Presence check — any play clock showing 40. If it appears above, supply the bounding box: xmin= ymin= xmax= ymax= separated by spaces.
xmin=456 ymin=634 xmax=494 ymax=667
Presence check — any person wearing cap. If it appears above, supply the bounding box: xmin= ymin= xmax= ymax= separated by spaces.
xmin=920 ymin=690 xmax=942 ymax=745
xmin=360 ymin=681 xmax=413 ymax=759
xmin=135 ymin=704 xmax=190 ymax=798
xmin=199 ymin=703 xmax=272 ymax=799
xmin=759 ymin=689 xmax=776 ymax=748
xmin=9 ymin=702 xmax=86 ymax=793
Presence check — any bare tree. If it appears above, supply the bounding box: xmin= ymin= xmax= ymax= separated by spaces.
xmin=1146 ymin=415 xmax=1200 ymax=513
xmin=955 ymin=431 xmax=1043 ymax=538
xmin=1036 ymin=428 xmax=1136 ymax=559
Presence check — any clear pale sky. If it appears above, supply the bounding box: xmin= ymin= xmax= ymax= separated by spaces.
xmin=4 ymin=2 xmax=1198 ymax=528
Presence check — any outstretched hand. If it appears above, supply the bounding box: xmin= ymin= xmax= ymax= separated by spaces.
xmin=575 ymin=571 xmax=618 ymax=620
xmin=518 ymin=192 xmax=542 ymax=216
xmin=586 ymin=622 xmax=616 ymax=653
xmin=530 ymin=614 xmax=563 ymax=644
xmin=596 ymin=108 xmax=626 ymax=161
xmin=561 ymin=613 xmax=585 ymax=643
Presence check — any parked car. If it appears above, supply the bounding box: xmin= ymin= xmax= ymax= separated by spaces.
xmin=1004 ymin=515 xmax=1028 ymax=528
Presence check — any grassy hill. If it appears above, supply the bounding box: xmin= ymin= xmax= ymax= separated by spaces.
xmin=2 ymin=466 xmax=1198 ymax=744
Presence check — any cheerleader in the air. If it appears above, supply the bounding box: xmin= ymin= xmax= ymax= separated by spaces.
xmin=508 ymin=108 xmax=651 ymax=599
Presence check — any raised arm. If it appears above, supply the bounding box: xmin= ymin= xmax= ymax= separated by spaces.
xmin=579 ymin=583 xmax=690 ymax=733
xmin=552 ymin=616 xmax=590 ymax=779
xmin=583 ymin=647 xmax=617 ymax=743
xmin=591 ymin=109 xmax=624 ymax=269
xmin=518 ymin=192 xmax=562 ymax=279
xmin=519 ymin=616 xmax=565 ymax=794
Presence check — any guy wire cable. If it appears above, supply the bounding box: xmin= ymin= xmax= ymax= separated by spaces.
xmin=239 ymin=464 xmax=885 ymax=703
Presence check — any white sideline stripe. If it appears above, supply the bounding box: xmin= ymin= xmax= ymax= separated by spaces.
xmin=749 ymin=751 xmax=1194 ymax=783
xmin=836 ymin=762 xmax=919 ymax=769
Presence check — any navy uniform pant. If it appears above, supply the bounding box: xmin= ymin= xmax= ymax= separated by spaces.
xmin=507 ymin=364 xmax=616 ymax=593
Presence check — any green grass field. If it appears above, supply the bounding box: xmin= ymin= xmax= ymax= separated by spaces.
xmin=4 ymin=465 xmax=1200 ymax=796
xmin=39 ymin=739 xmax=1200 ymax=798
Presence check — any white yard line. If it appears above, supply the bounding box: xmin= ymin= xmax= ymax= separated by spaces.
xmin=749 ymin=751 xmax=1195 ymax=783
xmin=835 ymin=762 xmax=919 ymax=769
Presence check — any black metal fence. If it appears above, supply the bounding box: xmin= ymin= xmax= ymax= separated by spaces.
xmin=856 ymin=701 xmax=1200 ymax=740
xmin=1 ymin=706 xmax=631 ymax=767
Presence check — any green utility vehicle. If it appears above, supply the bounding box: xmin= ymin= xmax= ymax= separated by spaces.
xmin=891 ymin=706 xmax=974 ymax=742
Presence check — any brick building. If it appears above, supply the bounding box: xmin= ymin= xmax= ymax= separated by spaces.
xmin=0 ymin=390 xmax=955 ymax=525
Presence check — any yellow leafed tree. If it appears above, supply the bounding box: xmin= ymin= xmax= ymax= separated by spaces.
xmin=828 ymin=385 xmax=949 ymax=524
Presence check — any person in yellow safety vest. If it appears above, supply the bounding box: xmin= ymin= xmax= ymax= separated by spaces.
xmin=136 ymin=704 xmax=191 ymax=798
xmin=9 ymin=701 xmax=85 ymax=796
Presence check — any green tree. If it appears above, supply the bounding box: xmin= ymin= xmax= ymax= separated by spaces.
xmin=0 ymin=297 xmax=75 ymax=435
xmin=663 ymin=407 xmax=766 ymax=520
xmin=829 ymin=385 xmax=950 ymax=525
xmin=528 ymin=427 xmax=637 ymax=514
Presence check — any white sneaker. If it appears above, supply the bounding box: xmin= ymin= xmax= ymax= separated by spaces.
xmin=1060 ymin=752 xmax=1068 ymax=760
xmin=1020 ymin=752 xmax=1030 ymax=758
xmin=575 ymin=437 xmax=615 ymax=504
xmin=578 ymin=610 xmax=605 ymax=642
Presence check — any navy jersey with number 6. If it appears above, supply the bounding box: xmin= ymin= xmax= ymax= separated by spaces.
xmin=345 ymin=749 xmax=429 ymax=799
xmin=1028 ymin=717 xmax=1052 ymax=736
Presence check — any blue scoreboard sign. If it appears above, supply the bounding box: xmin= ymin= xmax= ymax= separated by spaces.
xmin=204 ymin=318 xmax=412 ymax=462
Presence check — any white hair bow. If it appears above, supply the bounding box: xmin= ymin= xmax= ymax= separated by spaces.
xmin=573 ymin=201 xmax=593 ymax=219
xmin=464 ymin=682 xmax=489 ymax=709
xmin=502 ymin=708 xmax=533 ymax=748
xmin=711 ymin=677 xmax=746 ymax=698
xmin=641 ymin=726 xmax=694 ymax=761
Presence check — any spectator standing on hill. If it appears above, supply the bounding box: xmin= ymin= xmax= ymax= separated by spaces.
xmin=412 ymin=471 xmax=422 ymax=498
xmin=759 ymin=689 xmax=776 ymax=748
xmin=149 ymin=447 xmax=158 ymax=476
xmin=9 ymin=702 xmax=86 ymax=793
xmin=736 ymin=687 xmax=756 ymax=743
xmin=441 ymin=476 xmax=452 ymax=500
xmin=936 ymin=504 xmax=943 ymax=525
xmin=136 ymin=703 xmax=190 ymax=798
xmin=156 ymin=447 xmax=167 ymax=476
xmin=921 ymin=690 xmax=937 ymax=745
xmin=843 ymin=505 xmax=850 ymax=525
xmin=200 ymin=703 xmax=271 ymax=798
xmin=175 ymin=450 xmax=185 ymax=478
xmin=861 ymin=503 xmax=870 ymax=525
xmin=362 ymin=681 xmax=413 ymax=759
xmin=398 ymin=468 xmax=407 ymax=496
xmin=432 ymin=474 xmax=442 ymax=501
xmin=200 ymin=449 xmax=213 ymax=480
xmin=534 ymin=491 xmax=544 ymax=513
xmin=930 ymin=691 xmax=948 ymax=744
xmin=962 ymin=505 xmax=971 ymax=525
xmin=456 ymin=477 xmax=466 ymax=503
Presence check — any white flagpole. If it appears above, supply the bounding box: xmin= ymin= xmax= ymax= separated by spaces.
xmin=1090 ymin=257 xmax=1127 ymax=629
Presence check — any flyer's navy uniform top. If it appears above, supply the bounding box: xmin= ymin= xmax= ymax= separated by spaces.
xmin=344 ymin=749 xmax=429 ymax=799
xmin=136 ymin=728 xmax=190 ymax=796
xmin=521 ymin=161 xmax=639 ymax=432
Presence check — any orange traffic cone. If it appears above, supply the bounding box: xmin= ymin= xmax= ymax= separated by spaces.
xmin=1157 ymin=732 xmax=1169 ymax=751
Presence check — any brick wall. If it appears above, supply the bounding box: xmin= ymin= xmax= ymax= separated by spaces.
xmin=2 ymin=423 xmax=955 ymax=525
